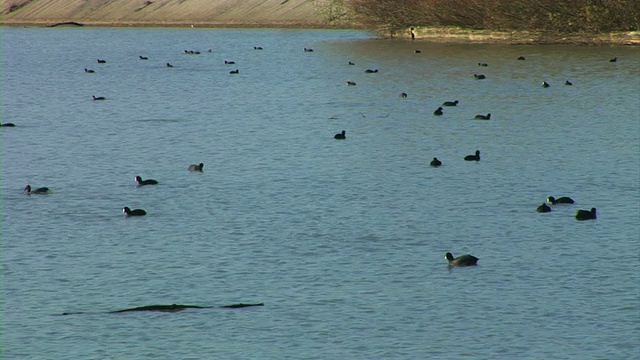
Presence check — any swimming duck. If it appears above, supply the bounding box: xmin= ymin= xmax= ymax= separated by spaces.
xmin=334 ymin=130 xmax=346 ymax=140
xmin=24 ymin=185 xmax=50 ymax=195
xmin=575 ymin=207 xmax=597 ymax=221
xmin=474 ymin=113 xmax=491 ymax=120
xmin=97 ymin=59 xmax=107 ymax=63
xmin=304 ymin=48 xmax=314 ymax=52
xmin=547 ymin=196 xmax=575 ymax=205
xmin=123 ymin=207 xmax=146 ymax=216
xmin=348 ymin=61 xmax=355 ymax=65
xmin=474 ymin=74 xmax=486 ymax=79
xmin=430 ymin=157 xmax=442 ymax=167
xmin=254 ymin=46 xmax=263 ymax=50
xmin=609 ymin=57 xmax=617 ymax=62
xmin=442 ymin=100 xmax=458 ymax=106
xmin=445 ymin=252 xmax=479 ymax=267
xmin=517 ymin=56 xmax=526 ymax=60
xmin=1 ymin=122 xmax=16 ymax=127
xmin=346 ymin=81 xmax=356 ymax=86
xmin=400 ymin=92 xmax=408 ymax=98
xmin=229 ymin=69 xmax=239 ymax=74
xmin=464 ymin=150 xmax=481 ymax=161
xmin=135 ymin=176 xmax=158 ymax=186
xmin=166 ymin=63 xmax=174 ymax=67
xmin=92 ymin=95 xmax=106 ymax=101
xmin=139 ymin=56 xmax=148 ymax=60
xmin=536 ymin=203 xmax=552 ymax=213
xmin=224 ymin=60 xmax=235 ymax=64
xmin=433 ymin=107 xmax=443 ymax=116
xmin=565 ymin=80 xmax=573 ymax=86
xmin=478 ymin=62 xmax=488 ymax=67
xmin=365 ymin=69 xmax=378 ymax=73
xmin=84 ymin=68 xmax=95 ymax=73
xmin=542 ymin=81 xmax=550 ymax=88
xmin=414 ymin=50 xmax=421 ymax=53
xmin=188 ymin=163 xmax=205 ymax=172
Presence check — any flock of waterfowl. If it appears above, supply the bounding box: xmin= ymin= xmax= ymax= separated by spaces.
xmin=9 ymin=43 xmax=611 ymax=270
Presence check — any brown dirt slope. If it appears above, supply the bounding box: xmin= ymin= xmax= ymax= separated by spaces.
xmin=0 ymin=0 xmax=327 ymax=27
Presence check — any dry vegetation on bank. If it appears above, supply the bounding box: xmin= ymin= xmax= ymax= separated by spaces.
xmin=348 ymin=0 xmax=640 ymax=34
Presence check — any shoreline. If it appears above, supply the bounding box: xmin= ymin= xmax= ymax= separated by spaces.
xmin=1 ymin=21 xmax=638 ymax=45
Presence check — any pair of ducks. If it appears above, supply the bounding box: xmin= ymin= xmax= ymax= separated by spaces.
xmin=536 ymin=196 xmax=597 ymax=220
xmin=429 ymin=150 xmax=481 ymax=167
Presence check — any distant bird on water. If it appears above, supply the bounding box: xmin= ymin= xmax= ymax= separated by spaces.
xmin=565 ymin=80 xmax=573 ymax=85
xmin=123 ymin=207 xmax=146 ymax=216
xmin=92 ymin=95 xmax=106 ymax=101
xmin=229 ymin=69 xmax=239 ymax=74
xmin=1 ymin=122 xmax=16 ymax=127
xmin=445 ymin=252 xmax=479 ymax=267
xmin=575 ymin=207 xmax=597 ymax=221
xmin=517 ymin=56 xmax=526 ymax=60
xmin=536 ymin=203 xmax=552 ymax=213
xmin=84 ymin=68 xmax=95 ymax=73
xmin=346 ymin=81 xmax=356 ymax=86
xmin=188 ymin=163 xmax=205 ymax=172
xmin=609 ymin=57 xmax=617 ymax=62
xmin=135 ymin=176 xmax=158 ymax=186
xmin=433 ymin=107 xmax=443 ymax=116
xmin=365 ymin=69 xmax=378 ymax=73
xmin=304 ymin=48 xmax=314 ymax=52
xmin=348 ymin=61 xmax=355 ymax=65
xmin=464 ymin=150 xmax=481 ymax=161
xmin=474 ymin=74 xmax=486 ymax=79
xmin=430 ymin=157 xmax=442 ymax=167
xmin=400 ymin=92 xmax=408 ymax=98
xmin=166 ymin=63 xmax=174 ymax=67
xmin=24 ymin=185 xmax=51 ymax=195
xmin=139 ymin=56 xmax=149 ymax=60
xmin=542 ymin=81 xmax=550 ymax=88
xmin=442 ymin=100 xmax=458 ymax=107
xmin=334 ymin=130 xmax=346 ymax=140
xmin=547 ymin=196 xmax=575 ymax=205
xmin=478 ymin=62 xmax=488 ymax=67
xmin=474 ymin=113 xmax=491 ymax=120
xmin=97 ymin=59 xmax=107 ymax=63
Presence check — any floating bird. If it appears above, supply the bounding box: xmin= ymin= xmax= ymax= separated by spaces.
xmin=414 ymin=50 xmax=421 ymax=53
xmin=565 ymin=80 xmax=573 ymax=85
xmin=166 ymin=63 xmax=174 ymax=67
xmin=97 ymin=59 xmax=107 ymax=63
xmin=430 ymin=157 xmax=442 ymax=167
xmin=188 ymin=163 xmax=205 ymax=172
xmin=224 ymin=60 xmax=235 ymax=64
xmin=542 ymin=81 xmax=550 ymax=88
xmin=24 ymin=185 xmax=50 ymax=195
xmin=1 ymin=122 xmax=16 ymax=127
xmin=334 ymin=130 xmax=346 ymax=140
xmin=304 ymin=48 xmax=314 ymax=52
xmin=464 ymin=150 xmax=481 ymax=161
xmin=575 ymin=207 xmax=597 ymax=221
xmin=348 ymin=61 xmax=355 ymax=65
xmin=84 ymin=68 xmax=95 ymax=73
xmin=547 ymin=196 xmax=575 ymax=205
xmin=254 ymin=46 xmax=263 ymax=50
xmin=474 ymin=113 xmax=491 ymax=120
xmin=139 ymin=56 xmax=148 ymax=60
xmin=365 ymin=69 xmax=378 ymax=73
xmin=400 ymin=92 xmax=408 ymax=98
xmin=609 ymin=57 xmax=617 ymax=62
xmin=92 ymin=95 xmax=106 ymax=101
xmin=123 ymin=207 xmax=146 ymax=216
xmin=478 ymin=62 xmax=488 ymax=67
xmin=135 ymin=176 xmax=158 ymax=186
xmin=346 ymin=81 xmax=356 ymax=86
xmin=517 ymin=56 xmax=526 ymax=60
xmin=445 ymin=252 xmax=479 ymax=267
xmin=433 ymin=107 xmax=443 ymax=116
xmin=229 ymin=69 xmax=239 ymax=74
xmin=536 ymin=203 xmax=552 ymax=213
xmin=474 ymin=74 xmax=486 ymax=79
xmin=442 ymin=100 xmax=458 ymax=106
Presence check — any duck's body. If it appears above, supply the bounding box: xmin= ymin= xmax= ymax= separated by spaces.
xmin=97 ymin=59 xmax=107 ymax=63
xmin=547 ymin=196 xmax=575 ymax=205
xmin=464 ymin=150 xmax=481 ymax=161
xmin=537 ymin=203 xmax=552 ymax=213
xmin=474 ymin=74 xmax=486 ymax=79
xmin=400 ymin=92 xmax=408 ymax=98
xmin=365 ymin=69 xmax=378 ymax=73
xmin=348 ymin=61 xmax=355 ymax=65
xmin=442 ymin=100 xmax=458 ymax=106
xmin=304 ymin=48 xmax=314 ymax=52
xmin=474 ymin=113 xmax=491 ymax=120
xmin=135 ymin=176 xmax=158 ymax=186
xmin=542 ymin=81 xmax=550 ymax=88
xmin=166 ymin=63 xmax=174 ymax=67
xmin=254 ymin=46 xmax=263 ymax=50
xmin=445 ymin=252 xmax=479 ymax=267
xmin=517 ymin=56 xmax=526 ymax=60
xmin=123 ymin=207 xmax=146 ymax=216
xmin=346 ymin=81 xmax=357 ymax=86
xmin=24 ymin=185 xmax=50 ymax=195
xmin=229 ymin=69 xmax=239 ymax=74
xmin=224 ymin=60 xmax=235 ymax=64
xmin=84 ymin=68 xmax=95 ymax=73
xmin=575 ymin=207 xmax=597 ymax=221
xmin=188 ymin=163 xmax=205 ymax=172
xmin=478 ymin=62 xmax=488 ymax=67
xmin=610 ymin=57 xmax=617 ymax=62
xmin=334 ymin=130 xmax=346 ymax=140
xmin=565 ymin=80 xmax=573 ymax=85
xmin=433 ymin=107 xmax=444 ymax=116
xmin=92 ymin=95 xmax=106 ymax=101
xmin=430 ymin=157 xmax=442 ymax=167
xmin=1 ymin=122 xmax=16 ymax=127
xmin=139 ymin=56 xmax=148 ymax=60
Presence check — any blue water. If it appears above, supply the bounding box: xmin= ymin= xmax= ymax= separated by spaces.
xmin=1 ymin=27 xmax=639 ymax=359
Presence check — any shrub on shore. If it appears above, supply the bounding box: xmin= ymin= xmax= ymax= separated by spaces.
xmin=346 ymin=0 xmax=640 ymax=34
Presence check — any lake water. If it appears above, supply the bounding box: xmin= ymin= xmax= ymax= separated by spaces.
xmin=1 ymin=27 xmax=639 ymax=359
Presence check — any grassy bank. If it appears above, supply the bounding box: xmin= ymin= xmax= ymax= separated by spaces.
xmin=348 ymin=0 xmax=640 ymax=37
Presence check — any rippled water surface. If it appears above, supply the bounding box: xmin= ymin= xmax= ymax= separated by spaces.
xmin=2 ymin=27 xmax=639 ymax=359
